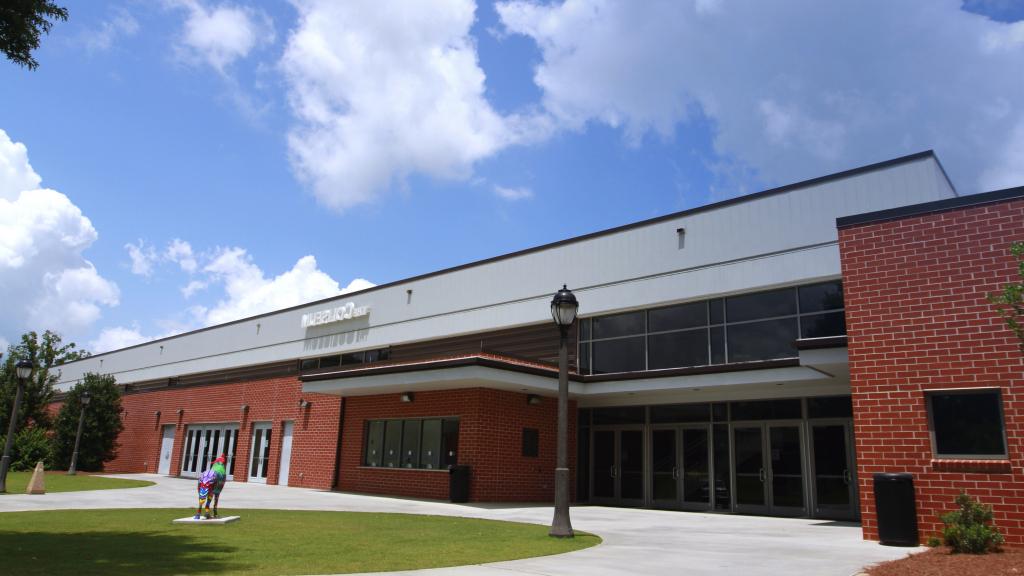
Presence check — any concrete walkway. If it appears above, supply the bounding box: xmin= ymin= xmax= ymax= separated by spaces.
xmin=0 ymin=474 xmax=918 ymax=575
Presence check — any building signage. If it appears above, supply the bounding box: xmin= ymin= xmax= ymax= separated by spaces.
xmin=301 ymin=302 xmax=370 ymax=328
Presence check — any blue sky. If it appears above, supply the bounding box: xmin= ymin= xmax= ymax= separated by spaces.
xmin=1 ymin=0 xmax=1022 ymax=353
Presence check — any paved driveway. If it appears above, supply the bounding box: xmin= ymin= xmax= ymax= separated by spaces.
xmin=1 ymin=474 xmax=917 ymax=575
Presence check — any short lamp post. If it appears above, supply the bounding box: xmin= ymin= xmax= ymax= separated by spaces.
xmin=549 ymin=284 xmax=578 ymax=538
xmin=0 ymin=359 xmax=34 ymax=493
xmin=68 ymin=388 xmax=91 ymax=475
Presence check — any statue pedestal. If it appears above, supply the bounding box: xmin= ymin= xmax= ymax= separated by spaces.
xmin=172 ymin=516 xmax=240 ymax=524
xmin=26 ymin=462 xmax=45 ymax=495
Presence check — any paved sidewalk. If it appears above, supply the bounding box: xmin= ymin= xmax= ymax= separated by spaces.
xmin=0 ymin=474 xmax=918 ymax=575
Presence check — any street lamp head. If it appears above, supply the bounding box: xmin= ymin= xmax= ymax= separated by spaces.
xmin=550 ymin=285 xmax=579 ymax=328
xmin=15 ymin=359 xmax=33 ymax=380
xmin=81 ymin=390 xmax=91 ymax=406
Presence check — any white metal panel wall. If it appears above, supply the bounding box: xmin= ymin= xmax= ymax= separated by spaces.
xmin=56 ymin=156 xmax=955 ymax=389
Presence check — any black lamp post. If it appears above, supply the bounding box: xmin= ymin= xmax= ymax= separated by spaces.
xmin=0 ymin=359 xmax=34 ymax=492
xmin=68 ymin=387 xmax=91 ymax=475
xmin=549 ymin=284 xmax=578 ymax=538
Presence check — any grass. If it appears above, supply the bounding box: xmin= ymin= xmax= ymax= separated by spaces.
xmin=0 ymin=509 xmax=601 ymax=575
xmin=1 ymin=471 xmax=154 ymax=494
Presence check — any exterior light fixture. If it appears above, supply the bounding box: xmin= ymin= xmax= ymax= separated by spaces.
xmin=0 ymin=359 xmax=34 ymax=492
xmin=527 ymin=394 xmax=542 ymax=406
xmin=240 ymin=404 xmax=249 ymax=414
xmin=400 ymin=392 xmax=414 ymax=403
xmin=549 ymin=284 xmax=578 ymax=538
xmin=298 ymin=399 xmax=310 ymax=409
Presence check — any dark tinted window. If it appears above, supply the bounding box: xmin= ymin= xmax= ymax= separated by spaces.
xmin=592 ymin=311 xmax=645 ymax=339
xmin=800 ymin=312 xmax=846 ymax=338
xmin=592 ymin=406 xmax=645 ymax=425
xmin=319 ymin=355 xmax=341 ymax=368
xmin=807 ymin=396 xmax=853 ymax=418
xmin=709 ymin=299 xmax=725 ymax=325
xmin=650 ymin=403 xmax=710 ymax=423
xmin=731 ymin=399 xmax=802 ymax=420
xmin=522 ymin=428 xmax=539 ymax=457
xmin=441 ymin=419 xmax=460 ymax=468
xmin=799 ymin=281 xmax=844 ymax=313
xmin=726 ymin=318 xmax=798 ymax=362
xmin=341 ymin=352 xmax=364 ymax=365
xmin=649 ymin=302 xmax=706 ymax=332
xmin=579 ymin=318 xmax=591 ymax=341
xmin=401 ymin=420 xmax=421 ymax=468
xmin=930 ymin=391 xmax=1006 ymax=456
xmin=300 ymin=358 xmax=319 ymax=370
xmin=712 ymin=403 xmax=728 ymax=421
xmin=420 ymin=420 xmax=442 ymax=469
xmin=710 ymin=326 xmax=725 ymax=364
xmin=726 ymin=288 xmax=796 ymax=322
xmin=592 ymin=337 xmax=645 ymax=374
xmin=648 ymin=329 xmax=709 ymax=369
xmin=364 ymin=422 xmax=384 ymax=466
xmin=383 ymin=420 xmax=402 ymax=467
xmin=578 ymin=342 xmax=591 ymax=374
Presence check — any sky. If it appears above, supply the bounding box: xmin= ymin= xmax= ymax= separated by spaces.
xmin=1 ymin=0 xmax=1023 ymax=355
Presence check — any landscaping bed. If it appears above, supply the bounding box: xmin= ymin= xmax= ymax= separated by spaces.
xmin=866 ymin=546 xmax=1024 ymax=576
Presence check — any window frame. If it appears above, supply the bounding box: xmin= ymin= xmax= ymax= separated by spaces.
xmin=361 ymin=416 xmax=460 ymax=470
xmin=925 ymin=387 xmax=1008 ymax=460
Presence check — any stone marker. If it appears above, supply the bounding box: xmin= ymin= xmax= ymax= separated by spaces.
xmin=172 ymin=515 xmax=241 ymax=525
xmin=26 ymin=461 xmax=45 ymax=495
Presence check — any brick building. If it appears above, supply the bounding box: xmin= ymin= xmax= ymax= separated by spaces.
xmin=54 ymin=152 xmax=1024 ymax=544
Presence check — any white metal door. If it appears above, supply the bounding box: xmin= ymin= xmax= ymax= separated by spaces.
xmin=249 ymin=423 xmax=272 ymax=483
xmin=278 ymin=421 xmax=294 ymax=486
xmin=158 ymin=425 xmax=175 ymax=475
xmin=180 ymin=423 xmax=239 ymax=479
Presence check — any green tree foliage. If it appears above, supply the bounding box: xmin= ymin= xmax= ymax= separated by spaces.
xmin=941 ymin=492 xmax=1005 ymax=554
xmin=0 ymin=0 xmax=68 ymax=70
xmin=0 ymin=427 xmax=52 ymax=471
xmin=51 ymin=373 xmax=123 ymax=472
xmin=988 ymin=241 xmax=1024 ymax=352
xmin=0 ymin=331 xmax=88 ymax=434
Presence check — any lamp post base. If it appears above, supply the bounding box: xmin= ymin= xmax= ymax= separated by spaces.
xmin=549 ymin=467 xmax=574 ymax=538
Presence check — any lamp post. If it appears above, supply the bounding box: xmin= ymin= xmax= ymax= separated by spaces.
xmin=68 ymin=388 xmax=91 ymax=475
xmin=549 ymin=284 xmax=578 ymax=538
xmin=0 ymin=359 xmax=34 ymax=493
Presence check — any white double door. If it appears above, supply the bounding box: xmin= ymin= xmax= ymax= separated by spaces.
xmin=248 ymin=422 xmax=273 ymax=483
xmin=181 ymin=423 xmax=239 ymax=479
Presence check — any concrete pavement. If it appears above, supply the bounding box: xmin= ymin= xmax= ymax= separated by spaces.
xmin=0 ymin=474 xmax=918 ymax=575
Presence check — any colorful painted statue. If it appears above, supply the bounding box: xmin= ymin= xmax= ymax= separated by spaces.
xmin=194 ymin=455 xmax=228 ymax=519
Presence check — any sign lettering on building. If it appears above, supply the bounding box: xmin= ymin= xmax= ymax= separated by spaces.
xmin=301 ymin=302 xmax=370 ymax=328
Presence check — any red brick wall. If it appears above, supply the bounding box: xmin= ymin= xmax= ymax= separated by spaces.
xmin=337 ymin=388 xmax=577 ymax=502
xmin=103 ymin=375 xmax=341 ymax=490
xmin=839 ymin=197 xmax=1024 ymax=544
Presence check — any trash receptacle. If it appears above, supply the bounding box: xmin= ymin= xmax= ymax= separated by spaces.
xmin=449 ymin=465 xmax=470 ymax=503
xmin=873 ymin=473 xmax=918 ymax=546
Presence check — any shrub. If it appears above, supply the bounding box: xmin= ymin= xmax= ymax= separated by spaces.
xmin=941 ymin=492 xmax=1004 ymax=554
xmin=926 ymin=536 xmax=941 ymax=548
xmin=0 ymin=427 xmax=53 ymax=471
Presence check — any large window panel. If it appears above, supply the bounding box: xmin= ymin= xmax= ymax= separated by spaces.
xmin=441 ymin=419 xmax=460 ymax=468
xmin=592 ymin=337 xmax=646 ymax=374
xmin=726 ymin=318 xmax=798 ymax=362
xmin=648 ymin=329 xmax=709 ymax=370
xmin=929 ymin=390 xmax=1007 ymax=457
xmin=649 ymin=302 xmax=707 ymax=332
xmin=401 ymin=420 xmax=421 ymax=468
xmin=798 ymin=281 xmax=844 ymax=313
xmin=592 ymin=311 xmax=645 ymax=339
xmin=800 ymin=311 xmax=846 ymax=338
xmin=382 ymin=420 xmax=403 ymax=468
xmin=726 ymin=288 xmax=796 ymax=322
xmin=419 ymin=420 xmax=442 ymax=469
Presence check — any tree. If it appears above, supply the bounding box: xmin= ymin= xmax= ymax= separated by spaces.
xmin=51 ymin=373 xmax=123 ymax=472
xmin=988 ymin=241 xmax=1024 ymax=352
xmin=0 ymin=330 xmax=88 ymax=434
xmin=0 ymin=0 xmax=68 ymax=70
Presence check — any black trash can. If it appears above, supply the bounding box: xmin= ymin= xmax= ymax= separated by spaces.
xmin=873 ymin=473 xmax=919 ymax=546
xmin=449 ymin=465 xmax=470 ymax=503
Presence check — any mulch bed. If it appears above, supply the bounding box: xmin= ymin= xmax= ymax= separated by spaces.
xmin=866 ymin=546 xmax=1023 ymax=576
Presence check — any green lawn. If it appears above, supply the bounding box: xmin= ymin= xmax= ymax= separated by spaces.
xmin=0 ymin=509 xmax=601 ymax=575
xmin=1 ymin=472 xmax=154 ymax=494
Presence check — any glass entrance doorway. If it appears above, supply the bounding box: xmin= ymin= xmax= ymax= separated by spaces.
xmin=249 ymin=422 xmax=273 ymax=483
xmin=590 ymin=428 xmax=644 ymax=506
xmin=181 ymin=423 xmax=239 ymax=479
xmin=810 ymin=422 xmax=857 ymax=520
xmin=732 ymin=424 xmax=806 ymax=516
xmin=651 ymin=425 xmax=712 ymax=510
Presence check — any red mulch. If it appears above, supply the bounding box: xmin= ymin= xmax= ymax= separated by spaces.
xmin=866 ymin=546 xmax=1024 ymax=576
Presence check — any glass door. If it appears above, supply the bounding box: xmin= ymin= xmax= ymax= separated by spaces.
xmin=811 ymin=422 xmax=857 ymax=519
xmin=680 ymin=426 xmax=712 ymax=510
xmin=768 ymin=425 xmax=805 ymax=516
xmin=733 ymin=425 xmax=768 ymax=513
xmin=732 ymin=423 xmax=807 ymax=516
xmin=590 ymin=428 xmax=645 ymax=506
xmin=650 ymin=428 xmax=677 ymax=508
xmin=248 ymin=423 xmax=273 ymax=483
xmin=180 ymin=423 xmax=239 ymax=479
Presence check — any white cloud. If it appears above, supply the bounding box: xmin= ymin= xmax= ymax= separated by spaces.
xmin=82 ymin=7 xmax=139 ymax=53
xmin=165 ymin=238 xmax=198 ymax=273
xmin=493 ymin=184 xmax=534 ymax=201
xmin=980 ymin=115 xmax=1024 ymax=191
xmin=89 ymin=325 xmax=151 ymax=353
xmin=200 ymin=247 xmax=374 ymax=326
xmin=125 ymin=240 xmax=157 ymax=276
xmin=171 ymin=0 xmax=274 ymax=73
xmin=0 ymin=129 xmax=120 ymax=343
xmin=181 ymin=279 xmax=208 ymax=298
xmin=497 ymin=0 xmax=1024 ymax=193
xmin=280 ymin=0 xmax=548 ymax=212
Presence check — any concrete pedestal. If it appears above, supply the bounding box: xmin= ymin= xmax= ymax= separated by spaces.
xmin=172 ymin=515 xmax=240 ymax=525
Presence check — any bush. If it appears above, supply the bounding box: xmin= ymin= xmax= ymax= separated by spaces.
xmin=0 ymin=427 xmax=52 ymax=471
xmin=51 ymin=373 xmax=122 ymax=471
xmin=941 ymin=492 xmax=1004 ymax=554
xmin=926 ymin=536 xmax=941 ymax=548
